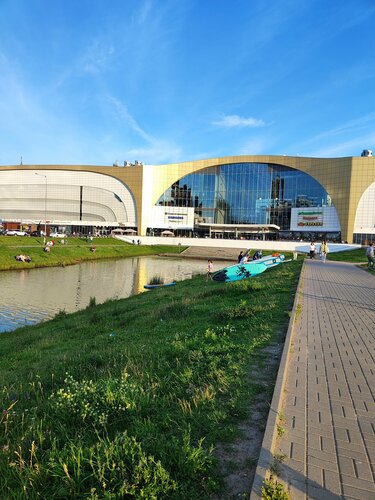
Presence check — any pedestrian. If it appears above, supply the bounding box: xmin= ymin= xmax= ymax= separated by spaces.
xmin=320 ymin=240 xmax=329 ymax=262
xmin=206 ymin=259 xmax=213 ymax=280
xmin=366 ymin=242 xmax=374 ymax=270
xmin=237 ymin=251 xmax=243 ymax=263
xmin=309 ymin=242 xmax=316 ymax=259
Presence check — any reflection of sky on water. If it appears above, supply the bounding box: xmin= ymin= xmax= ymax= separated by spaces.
xmin=0 ymin=257 xmax=229 ymax=333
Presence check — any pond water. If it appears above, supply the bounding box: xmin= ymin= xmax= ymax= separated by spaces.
xmin=0 ymin=256 xmax=229 ymax=333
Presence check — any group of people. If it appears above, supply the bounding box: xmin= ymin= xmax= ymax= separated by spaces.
xmin=205 ymin=240 xmax=375 ymax=280
xmin=237 ymin=249 xmax=262 ymax=264
xmin=206 ymin=249 xmax=263 ymax=279
xmin=44 ymin=240 xmax=55 ymax=252
xmin=309 ymin=241 xmax=329 ymax=262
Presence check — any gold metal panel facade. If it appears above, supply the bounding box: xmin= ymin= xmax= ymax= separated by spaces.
xmin=1 ymin=155 xmax=375 ymax=242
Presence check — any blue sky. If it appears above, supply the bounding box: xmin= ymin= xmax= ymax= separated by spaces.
xmin=0 ymin=0 xmax=374 ymax=166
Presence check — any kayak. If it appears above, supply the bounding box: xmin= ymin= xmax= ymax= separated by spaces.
xmin=212 ymin=254 xmax=286 ymax=283
xmin=144 ymin=282 xmax=177 ymax=289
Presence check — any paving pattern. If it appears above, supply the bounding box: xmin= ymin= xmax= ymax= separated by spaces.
xmin=278 ymin=260 xmax=375 ymax=499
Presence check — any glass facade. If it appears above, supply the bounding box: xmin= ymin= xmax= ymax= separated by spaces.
xmin=156 ymin=163 xmax=332 ymax=231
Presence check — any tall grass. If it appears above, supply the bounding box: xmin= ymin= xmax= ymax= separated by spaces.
xmin=0 ymin=260 xmax=302 ymax=498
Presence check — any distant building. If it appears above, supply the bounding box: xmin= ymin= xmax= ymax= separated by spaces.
xmin=0 ymin=154 xmax=374 ymax=243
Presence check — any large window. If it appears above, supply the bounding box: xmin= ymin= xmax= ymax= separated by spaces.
xmin=156 ymin=163 xmax=331 ymax=230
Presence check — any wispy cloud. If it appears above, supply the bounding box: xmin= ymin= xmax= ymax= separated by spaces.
xmin=106 ymin=96 xmax=154 ymax=143
xmin=104 ymin=95 xmax=182 ymax=164
xmin=212 ymin=115 xmax=266 ymax=128
xmin=80 ymin=40 xmax=115 ymax=75
xmin=137 ymin=0 xmax=153 ymax=25
xmin=292 ymin=112 xmax=375 ymax=157
xmin=121 ymin=142 xmax=183 ymax=165
xmin=308 ymin=133 xmax=375 ymax=158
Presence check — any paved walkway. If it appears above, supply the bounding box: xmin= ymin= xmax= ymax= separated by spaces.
xmin=251 ymin=260 xmax=375 ymax=499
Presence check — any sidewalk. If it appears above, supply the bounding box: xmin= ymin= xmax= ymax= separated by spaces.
xmin=251 ymin=260 xmax=375 ymax=499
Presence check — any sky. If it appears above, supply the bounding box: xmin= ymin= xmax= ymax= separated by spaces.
xmin=0 ymin=0 xmax=375 ymax=166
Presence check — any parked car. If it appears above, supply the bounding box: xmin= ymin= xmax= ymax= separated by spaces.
xmin=6 ymin=230 xmax=29 ymax=236
xmin=29 ymin=231 xmax=40 ymax=237
xmin=50 ymin=232 xmax=66 ymax=238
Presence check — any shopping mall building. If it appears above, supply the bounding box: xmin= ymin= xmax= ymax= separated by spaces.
xmin=0 ymin=154 xmax=374 ymax=244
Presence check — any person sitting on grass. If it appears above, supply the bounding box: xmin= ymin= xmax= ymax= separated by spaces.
xmin=90 ymin=246 xmax=96 ymax=253
xmin=15 ymin=254 xmax=31 ymax=262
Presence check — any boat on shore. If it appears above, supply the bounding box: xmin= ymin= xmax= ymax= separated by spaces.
xmin=212 ymin=254 xmax=286 ymax=283
xmin=144 ymin=282 xmax=177 ymax=289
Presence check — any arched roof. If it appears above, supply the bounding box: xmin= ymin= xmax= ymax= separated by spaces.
xmin=1 ymin=155 xmax=375 ymax=242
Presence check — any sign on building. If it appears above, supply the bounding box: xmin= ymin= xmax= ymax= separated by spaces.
xmin=290 ymin=207 xmax=340 ymax=232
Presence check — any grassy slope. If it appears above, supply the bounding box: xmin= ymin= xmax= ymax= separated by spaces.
xmin=0 ymin=259 xmax=302 ymax=499
xmin=0 ymin=236 xmax=184 ymax=271
xmin=327 ymin=248 xmax=367 ymax=262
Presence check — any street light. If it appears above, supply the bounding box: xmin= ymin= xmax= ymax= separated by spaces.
xmin=35 ymin=173 xmax=47 ymax=241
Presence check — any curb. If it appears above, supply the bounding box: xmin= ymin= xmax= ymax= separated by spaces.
xmin=249 ymin=262 xmax=305 ymax=499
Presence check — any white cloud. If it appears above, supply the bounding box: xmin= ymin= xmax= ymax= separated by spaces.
xmin=212 ymin=115 xmax=266 ymax=128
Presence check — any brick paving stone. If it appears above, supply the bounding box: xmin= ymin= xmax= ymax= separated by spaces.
xmin=277 ymin=260 xmax=375 ymax=499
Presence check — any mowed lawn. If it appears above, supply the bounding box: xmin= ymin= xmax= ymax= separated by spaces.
xmin=0 ymin=236 xmax=184 ymax=271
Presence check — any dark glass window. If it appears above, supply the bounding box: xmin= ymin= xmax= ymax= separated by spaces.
xmin=156 ymin=163 xmax=331 ymax=230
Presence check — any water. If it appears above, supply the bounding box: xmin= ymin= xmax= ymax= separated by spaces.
xmin=0 ymin=256 xmax=223 ymax=333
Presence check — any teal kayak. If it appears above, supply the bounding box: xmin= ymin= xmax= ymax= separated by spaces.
xmin=212 ymin=254 xmax=285 ymax=283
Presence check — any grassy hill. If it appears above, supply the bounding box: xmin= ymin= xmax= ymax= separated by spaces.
xmin=0 ymin=257 xmax=302 ymax=498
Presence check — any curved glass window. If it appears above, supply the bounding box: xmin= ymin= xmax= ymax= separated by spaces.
xmin=156 ymin=163 xmax=332 ymax=230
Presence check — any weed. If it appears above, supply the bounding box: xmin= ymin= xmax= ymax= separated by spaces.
xmin=219 ymin=300 xmax=266 ymax=321
xmin=294 ymin=303 xmax=302 ymax=322
xmin=87 ymin=296 xmax=96 ymax=308
xmin=262 ymin=477 xmax=290 ymax=499
xmin=270 ymin=453 xmax=286 ymax=475
xmin=54 ymin=309 xmax=67 ymax=320
xmin=148 ymin=275 xmax=164 ymax=285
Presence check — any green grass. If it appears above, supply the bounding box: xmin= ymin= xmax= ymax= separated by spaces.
xmin=327 ymin=248 xmax=367 ymax=262
xmin=0 ymin=236 xmax=184 ymax=271
xmin=0 ymin=259 xmax=302 ymax=498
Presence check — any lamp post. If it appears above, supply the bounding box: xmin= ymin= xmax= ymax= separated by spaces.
xmin=35 ymin=173 xmax=47 ymax=243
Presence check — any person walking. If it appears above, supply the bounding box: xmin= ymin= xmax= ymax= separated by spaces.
xmin=320 ymin=240 xmax=329 ymax=262
xmin=206 ymin=259 xmax=213 ymax=280
xmin=366 ymin=242 xmax=374 ymax=270
xmin=309 ymin=242 xmax=316 ymax=259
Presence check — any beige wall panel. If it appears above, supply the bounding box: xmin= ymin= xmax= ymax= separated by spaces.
xmin=2 ymin=155 xmax=375 ymax=241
